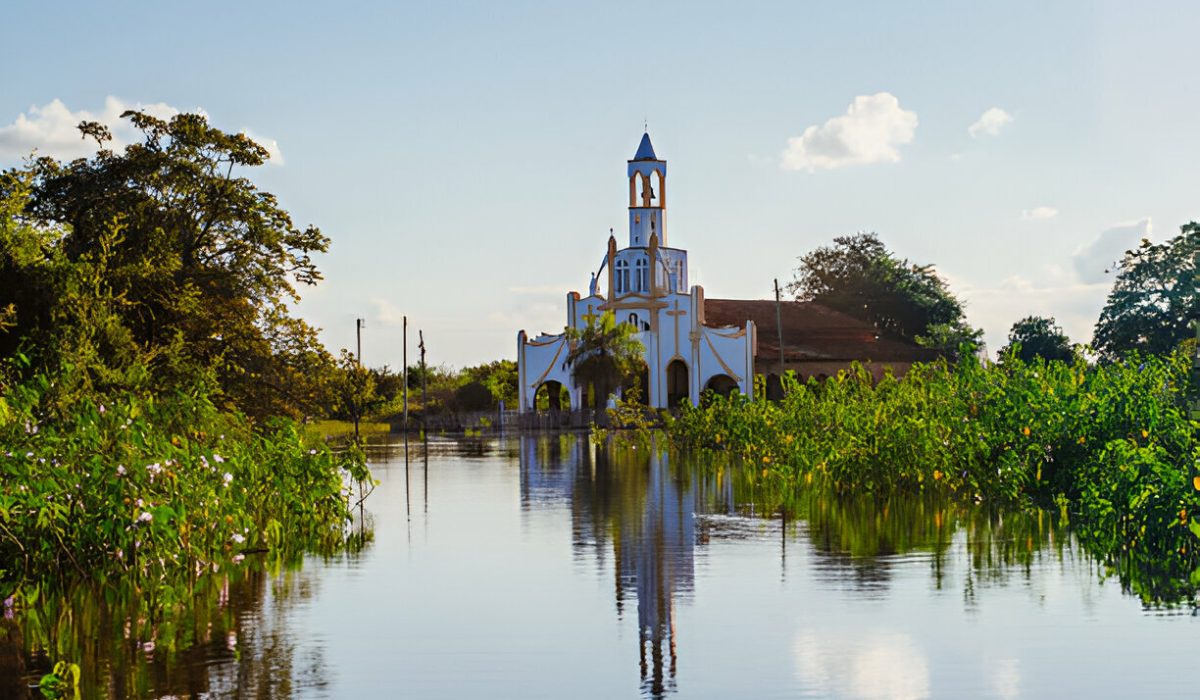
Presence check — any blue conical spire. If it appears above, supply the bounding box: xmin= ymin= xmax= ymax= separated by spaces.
xmin=633 ymin=132 xmax=657 ymax=161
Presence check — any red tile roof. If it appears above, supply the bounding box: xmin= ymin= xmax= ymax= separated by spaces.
xmin=704 ymin=298 xmax=939 ymax=363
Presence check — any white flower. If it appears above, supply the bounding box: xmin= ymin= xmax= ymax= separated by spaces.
xmin=213 ymin=453 xmax=225 ymax=463
xmin=222 ymin=472 xmax=233 ymax=486
xmin=231 ymin=533 xmax=245 ymax=544
xmin=231 ymin=554 xmax=245 ymax=564
xmin=99 ymin=404 xmax=106 ymax=414
xmin=117 ymin=465 xmax=126 ymax=476
xmin=137 ymin=511 xmax=153 ymax=523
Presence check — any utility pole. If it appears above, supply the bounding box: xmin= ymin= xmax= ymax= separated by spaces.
xmin=419 ymin=330 xmax=427 ymax=429
xmin=403 ymin=315 xmax=409 ymax=431
xmin=354 ymin=318 xmax=365 ymax=443
xmin=356 ymin=318 xmax=364 ymax=367
xmin=774 ymin=279 xmax=785 ymax=377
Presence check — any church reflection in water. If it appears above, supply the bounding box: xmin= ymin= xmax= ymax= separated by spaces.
xmin=520 ymin=434 xmax=736 ymax=698
xmin=518 ymin=433 xmax=1072 ymax=697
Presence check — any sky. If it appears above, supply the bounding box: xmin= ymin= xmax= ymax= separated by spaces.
xmin=3 ymin=1 xmax=1199 ymax=369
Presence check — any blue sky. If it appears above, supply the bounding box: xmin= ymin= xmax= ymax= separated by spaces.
xmin=3 ymin=1 xmax=1199 ymax=368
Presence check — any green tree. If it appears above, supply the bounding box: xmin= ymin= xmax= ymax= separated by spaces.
xmin=1093 ymin=223 xmax=1199 ymax=359
xmin=461 ymin=359 xmax=518 ymax=407
xmin=787 ymin=233 xmax=980 ymax=355
xmin=1001 ymin=316 xmax=1073 ymax=363
xmin=0 ymin=111 xmax=333 ymax=419
xmin=565 ymin=311 xmax=645 ymax=408
xmin=330 ymin=350 xmax=379 ymax=427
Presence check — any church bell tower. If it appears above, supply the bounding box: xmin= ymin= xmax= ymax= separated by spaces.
xmin=628 ymin=132 xmax=666 ymax=248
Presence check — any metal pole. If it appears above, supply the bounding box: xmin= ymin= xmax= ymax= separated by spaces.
xmin=403 ymin=315 xmax=409 ymax=431
xmin=774 ymin=279 xmax=785 ymax=376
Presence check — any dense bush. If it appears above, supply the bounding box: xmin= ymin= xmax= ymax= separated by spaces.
xmin=670 ymin=344 xmax=1200 ymax=599
xmin=0 ymin=372 xmax=369 ymax=596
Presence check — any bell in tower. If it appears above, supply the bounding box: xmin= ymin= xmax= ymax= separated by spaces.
xmin=627 ymin=132 xmax=667 ymax=248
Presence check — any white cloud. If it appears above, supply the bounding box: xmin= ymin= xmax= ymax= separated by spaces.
xmin=0 ymin=97 xmax=282 ymax=166
xmin=961 ymin=279 xmax=1093 ymax=355
xmin=781 ymin=93 xmax=918 ymax=171
xmin=240 ymin=128 xmax=284 ymax=165
xmin=371 ymin=297 xmax=407 ymax=326
xmin=1021 ymin=206 xmax=1058 ymax=220
xmin=1072 ymin=218 xmax=1151 ymax=284
xmin=968 ymin=107 xmax=1013 ymax=138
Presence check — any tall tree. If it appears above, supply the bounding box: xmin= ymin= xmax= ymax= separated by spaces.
xmin=1001 ymin=315 xmax=1073 ymax=363
xmin=1093 ymin=223 xmax=1199 ymax=359
xmin=565 ymin=311 xmax=645 ymax=408
xmin=787 ymin=233 xmax=981 ymax=355
xmin=0 ymin=111 xmax=334 ymax=418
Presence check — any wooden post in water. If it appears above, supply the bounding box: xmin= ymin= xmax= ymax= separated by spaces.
xmin=419 ymin=330 xmax=427 ymax=430
xmin=774 ymin=279 xmax=785 ymax=377
xmin=403 ymin=315 xmax=409 ymax=431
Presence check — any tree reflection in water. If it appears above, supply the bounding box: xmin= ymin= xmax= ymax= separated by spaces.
xmin=5 ymin=557 xmax=346 ymax=698
xmin=520 ymin=434 xmax=1087 ymax=698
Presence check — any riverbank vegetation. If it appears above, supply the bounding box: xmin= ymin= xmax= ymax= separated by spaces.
xmin=670 ymin=348 xmax=1199 ymax=600
xmin=0 ymin=111 xmax=370 ymax=603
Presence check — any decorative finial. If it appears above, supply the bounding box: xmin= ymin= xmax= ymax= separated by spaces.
xmin=644 ymin=118 xmax=648 ymax=133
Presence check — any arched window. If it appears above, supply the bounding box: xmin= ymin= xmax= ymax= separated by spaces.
xmin=634 ymin=258 xmax=648 ymax=292
xmin=615 ymin=259 xmax=629 ymax=294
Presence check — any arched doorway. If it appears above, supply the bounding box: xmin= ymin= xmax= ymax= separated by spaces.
xmin=765 ymin=373 xmax=784 ymax=402
xmin=535 ymin=381 xmax=569 ymax=412
xmin=666 ymin=359 xmax=689 ymax=407
xmin=704 ymin=374 xmax=739 ymax=398
xmin=620 ymin=359 xmax=650 ymax=405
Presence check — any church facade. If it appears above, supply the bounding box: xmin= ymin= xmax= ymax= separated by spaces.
xmin=516 ymin=133 xmax=756 ymax=412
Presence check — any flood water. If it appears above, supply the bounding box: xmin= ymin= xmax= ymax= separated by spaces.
xmin=7 ymin=434 xmax=1199 ymax=698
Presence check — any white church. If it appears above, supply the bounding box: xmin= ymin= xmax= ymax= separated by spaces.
xmin=516 ymin=133 xmax=757 ymax=412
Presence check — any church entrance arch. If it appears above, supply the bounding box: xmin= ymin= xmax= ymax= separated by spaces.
xmin=765 ymin=373 xmax=784 ymax=402
xmin=666 ymin=360 xmax=689 ymax=408
xmin=535 ymin=381 xmax=569 ymax=412
xmin=704 ymin=374 xmax=739 ymax=399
